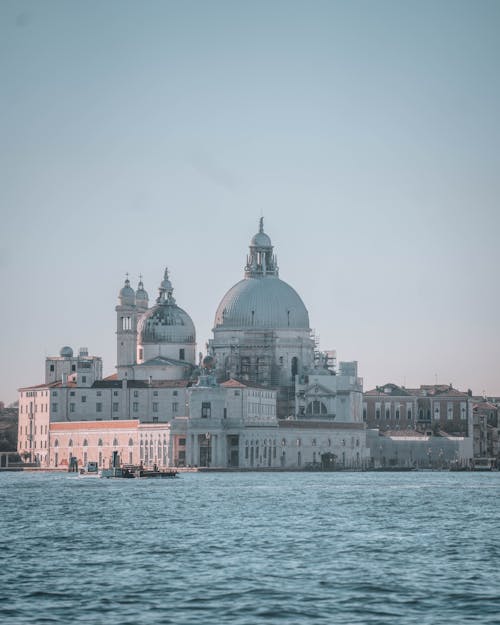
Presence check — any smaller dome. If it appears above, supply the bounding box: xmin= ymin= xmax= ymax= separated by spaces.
xmin=137 ymin=268 xmax=195 ymax=345
xmin=138 ymin=305 xmax=195 ymax=344
xmin=136 ymin=279 xmax=148 ymax=301
xmin=120 ymin=284 xmax=135 ymax=298
xmin=60 ymin=346 xmax=73 ymax=358
xmin=119 ymin=277 xmax=135 ymax=303
xmin=251 ymin=231 xmax=272 ymax=247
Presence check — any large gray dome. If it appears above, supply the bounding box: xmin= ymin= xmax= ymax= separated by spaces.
xmin=138 ymin=304 xmax=195 ymax=344
xmin=214 ymin=276 xmax=310 ymax=330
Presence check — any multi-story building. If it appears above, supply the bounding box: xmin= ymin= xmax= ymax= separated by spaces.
xmin=363 ymin=383 xmax=474 ymax=467
xmin=472 ymin=400 xmax=499 ymax=462
xmin=363 ymin=383 xmax=473 ymax=436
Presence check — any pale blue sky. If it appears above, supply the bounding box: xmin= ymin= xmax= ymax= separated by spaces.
xmin=1 ymin=0 xmax=499 ymax=403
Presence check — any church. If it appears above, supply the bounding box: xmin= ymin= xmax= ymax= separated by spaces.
xmin=18 ymin=220 xmax=368 ymax=470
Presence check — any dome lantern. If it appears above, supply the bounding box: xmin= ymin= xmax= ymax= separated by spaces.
xmin=245 ymin=217 xmax=279 ymax=278
xmin=156 ymin=267 xmax=175 ymax=305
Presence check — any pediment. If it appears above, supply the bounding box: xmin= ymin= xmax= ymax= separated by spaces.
xmin=300 ymin=382 xmax=336 ymax=396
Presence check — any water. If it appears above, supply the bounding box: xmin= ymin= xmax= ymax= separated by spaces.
xmin=1 ymin=471 xmax=499 ymax=625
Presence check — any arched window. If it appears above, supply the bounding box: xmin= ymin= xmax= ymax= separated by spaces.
xmin=306 ymin=401 xmax=327 ymax=415
xmin=98 ymin=438 xmax=103 ymax=446
xmin=83 ymin=439 xmax=88 ymax=447
xmin=54 ymin=439 xmax=59 ymax=447
xmin=68 ymin=439 xmax=73 ymax=447
xmin=128 ymin=438 xmax=134 ymax=446
xmin=291 ymin=357 xmax=298 ymax=378
xmin=113 ymin=438 xmax=118 ymax=447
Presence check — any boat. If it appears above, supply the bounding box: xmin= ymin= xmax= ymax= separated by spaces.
xmin=97 ymin=452 xmax=178 ymax=479
xmin=98 ymin=451 xmax=135 ymax=479
xmin=135 ymin=468 xmax=178 ymax=478
xmin=79 ymin=461 xmax=100 ymax=477
xmin=99 ymin=466 xmax=135 ymax=479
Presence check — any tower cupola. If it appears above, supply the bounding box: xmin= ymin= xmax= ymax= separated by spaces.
xmin=136 ymin=276 xmax=149 ymax=311
xmin=119 ymin=275 xmax=136 ymax=306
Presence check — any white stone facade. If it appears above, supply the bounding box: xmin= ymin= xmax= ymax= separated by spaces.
xmin=18 ymin=220 xmax=369 ymax=470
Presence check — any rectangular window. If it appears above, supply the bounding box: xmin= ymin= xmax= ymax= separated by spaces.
xmin=172 ymin=402 xmax=178 ymax=413
xmin=97 ymin=391 xmax=102 ymax=397
xmin=52 ymin=391 xmax=58 ymax=397
xmin=70 ymin=403 xmax=75 ymax=412
xmin=71 ymin=365 xmax=76 ymax=372
xmin=179 ymin=438 xmax=186 ymax=446
xmin=81 ymin=396 xmax=86 ymax=403
xmin=50 ymin=364 xmax=55 ymax=372
xmin=153 ymin=391 xmax=158 ymax=397
xmin=179 ymin=348 xmax=185 ymax=360
xmin=70 ymin=391 xmax=75 ymax=397
xmin=133 ymin=402 xmax=139 ymax=412
xmin=153 ymin=403 xmax=158 ymax=412
xmin=113 ymin=391 xmax=118 ymax=396
xmin=82 ymin=376 xmax=87 ymax=384
xmin=134 ymin=391 xmax=139 ymax=398
xmin=96 ymin=403 xmax=102 ymax=413
xmin=113 ymin=402 xmax=119 ymax=412
xmin=122 ymin=316 xmax=131 ymax=330
xmin=201 ymin=402 xmax=211 ymax=418
xmin=52 ymin=403 xmax=58 ymax=412
xmin=152 ymin=416 xmax=158 ymax=423
xmin=173 ymin=390 xmax=178 ymax=396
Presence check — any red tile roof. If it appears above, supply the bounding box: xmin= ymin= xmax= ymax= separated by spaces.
xmin=221 ymin=379 xmax=248 ymax=389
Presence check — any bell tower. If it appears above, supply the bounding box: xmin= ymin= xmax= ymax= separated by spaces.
xmin=116 ymin=275 xmax=137 ymax=378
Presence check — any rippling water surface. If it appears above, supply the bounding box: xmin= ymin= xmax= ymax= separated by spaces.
xmin=1 ymin=471 xmax=500 ymax=624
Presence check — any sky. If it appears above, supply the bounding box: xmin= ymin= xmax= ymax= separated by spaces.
xmin=1 ymin=0 xmax=499 ymax=404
